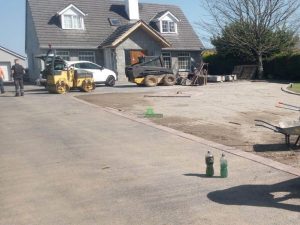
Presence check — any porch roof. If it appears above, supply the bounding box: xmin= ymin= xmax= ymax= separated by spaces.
xmin=99 ymin=20 xmax=171 ymax=48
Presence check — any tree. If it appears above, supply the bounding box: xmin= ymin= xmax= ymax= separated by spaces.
xmin=202 ymin=0 xmax=300 ymax=78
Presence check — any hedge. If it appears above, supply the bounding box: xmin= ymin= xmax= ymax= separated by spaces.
xmin=203 ymin=51 xmax=300 ymax=81
xmin=264 ymin=53 xmax=300 ymax=80
xmin=203 ymin=54 xmax=241 ymax=75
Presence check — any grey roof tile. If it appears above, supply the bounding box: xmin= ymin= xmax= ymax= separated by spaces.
xmin=100 ymin=20 xmax=171 ymax=48
xmin=151 ymin=10 xmax=169 ymax=21
xmin=27 ymin=0 xmax=204 ymax=50
xmin=100 ymin=23 xmax=137 ymax=47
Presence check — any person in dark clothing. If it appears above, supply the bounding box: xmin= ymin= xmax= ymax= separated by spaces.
xmin=11 ymin=59 xmax=25 ymax=97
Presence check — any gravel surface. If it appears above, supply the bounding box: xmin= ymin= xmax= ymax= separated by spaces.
xmin=78 ymin=81 xmax=300 ymax=168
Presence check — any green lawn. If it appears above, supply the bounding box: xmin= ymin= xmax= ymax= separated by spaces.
xmin=287 ymin=83 xmax=300 ymax=93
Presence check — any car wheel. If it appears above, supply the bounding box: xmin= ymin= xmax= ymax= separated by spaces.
xmin=105 ymin=75 xmax=116 ymax=87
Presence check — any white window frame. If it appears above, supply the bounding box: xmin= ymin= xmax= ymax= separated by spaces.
xmin=162 ymin=52 xmax=172 ymax=69
xmin=178 ymin=52 xmax=191 ymax=71
xmin=58 ymin=4 xmax=86 ymax=30
xmin=62 ymin=14 xmax=84 ymax=30
xmin=160 ymin=20 xmax=177 ymax=34
xmin=56 ymin=51 xmax=70 ymax=61
xmin=79 ymin=51 xmax=96 ymax=63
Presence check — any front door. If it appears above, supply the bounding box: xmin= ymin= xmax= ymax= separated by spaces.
xmin=129 ymin=50 xmax=147 ymax=65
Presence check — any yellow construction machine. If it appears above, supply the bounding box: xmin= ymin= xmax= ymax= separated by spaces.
xmin=37 ymin=49 xmax=95 ymax=94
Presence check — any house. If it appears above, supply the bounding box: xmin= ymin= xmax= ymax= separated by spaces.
xmin=26 ymin=0 xmax=204 ymax=81
xmin=0 ymin=46 xmax=26 ymax=81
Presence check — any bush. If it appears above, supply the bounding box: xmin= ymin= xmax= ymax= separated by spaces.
xmin=264 ymin=53 xmax=300 ymax=80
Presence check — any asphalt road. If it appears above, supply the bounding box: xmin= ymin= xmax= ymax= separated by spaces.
xmin=0 ymin=85 xmax=299 ymax=225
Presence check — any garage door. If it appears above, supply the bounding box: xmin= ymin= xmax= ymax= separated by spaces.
xmin=0 ymin=62 xmax=11 ymax=81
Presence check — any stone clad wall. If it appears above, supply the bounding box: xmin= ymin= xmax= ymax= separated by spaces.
xmin=115 ymin=29 xmax=162 ymax=81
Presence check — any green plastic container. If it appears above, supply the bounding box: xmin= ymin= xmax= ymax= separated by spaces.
xmin=220 ymin=153 xmax=228 ymax=178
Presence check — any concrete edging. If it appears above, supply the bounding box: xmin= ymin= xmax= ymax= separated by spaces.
xmin=281 ymin=84 xmax=300 ymax=96
xmin=73 ymin=95 xmax=300 ymax=177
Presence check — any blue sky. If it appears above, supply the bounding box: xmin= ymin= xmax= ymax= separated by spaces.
xmin=0 ymin=0 xmax=209 ymax=56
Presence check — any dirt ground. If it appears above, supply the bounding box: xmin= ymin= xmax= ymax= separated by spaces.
xmin=78 ymin=81 xmax=300 ymax=168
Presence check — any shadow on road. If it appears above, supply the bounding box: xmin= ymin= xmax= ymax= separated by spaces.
xmin=253 ymin=143 xmax=291 ymax=152
xmin=184 ymin=173 xmax=222 ymax=178
xmin=207 ymin=177 xmax=300 ymax=212
xmin=254 ymin=143 xmax=300 ymax=152
xmin=113 ymin=85 xmax=143 ymax=88
xmin=24 ymin=88 xmax=47 ymax=92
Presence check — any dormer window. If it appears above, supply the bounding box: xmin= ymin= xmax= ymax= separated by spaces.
xmin=152 ymin=11 xmax=179 ymax=34
xmin=57 ymin=4 xmax=86 ymax=30
xmin=63 ymin=15 xmax=84 ymax=29
xmin=162 ymin=21 xmax=176 ymax=33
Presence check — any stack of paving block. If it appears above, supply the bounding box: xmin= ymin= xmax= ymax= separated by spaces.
xmin=207 ymin=75 xmax=237 ymax=82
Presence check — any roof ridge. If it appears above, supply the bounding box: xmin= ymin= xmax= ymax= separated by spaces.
xmin=140 ymin=2 xmax=180 ymax=8
xmin=0 ymin=45 xmax=26 ymax=59
xmin=109 ymin=1 xmax=180 ymax=8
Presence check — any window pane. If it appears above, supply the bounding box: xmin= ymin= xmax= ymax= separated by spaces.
xmin=87 ymin=63 xmax=100 ymax=69
xmin=56 ymin=51 xmax=70 ymax=61
xmin=178 ymin=52 xmax=190 ymax=71
xmin=79 ymin=51 xmax=95 ymax=63
xmin=63 ymin=15 xmax=83 ymax=29
xmin=109 ymin=18 xmax=121 ymax=26
xmin=162 ymin=21 xmax=169 ymax=32
xmin=161 ymin=21 xmax=177 ymax=33
xmin=162 ymin=52 xmax=171 ymax=69
xmin=147 ymin=60 xmax=161 ymax=67
xmin=73 ymin=16 xmax=83 ymax=29
xmin=78 ymin=63 xmax=89 ymax=69
xmin=169 ymin=22 xmax=175 ymax=32
xmin=178 ymin=52 xmax=190 ymax=57
xmin=64 ymin=15 xmax=72 ymax=29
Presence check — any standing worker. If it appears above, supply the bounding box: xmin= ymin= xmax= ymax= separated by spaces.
xmin=11 ymin=59 xmax=25 ymax=97
xmin=0 ymin=67 xmax=5 ymax=94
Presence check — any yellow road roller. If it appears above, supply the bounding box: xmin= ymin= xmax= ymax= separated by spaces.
xmin=37 ymin=49 xmax=95 ymax=94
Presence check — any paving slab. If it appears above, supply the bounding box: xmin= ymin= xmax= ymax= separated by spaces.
xmin=0 ymin=85 xmax=299 ymax=225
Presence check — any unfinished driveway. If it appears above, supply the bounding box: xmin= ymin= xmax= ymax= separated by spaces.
xmin=0 ymin=84 xmax=299 ymax=225
xmin=79 ymin=81 xmax=300 ymax=168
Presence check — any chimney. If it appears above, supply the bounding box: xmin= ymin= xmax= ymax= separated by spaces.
xmin=125 ymin=0 xmax=140 ymax=21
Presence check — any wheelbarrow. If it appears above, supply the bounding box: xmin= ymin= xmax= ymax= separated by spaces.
xmin=276 ymin=102 xmax=300 ymax=112
xmin=255 ymin=119 xmax=300 ymax=147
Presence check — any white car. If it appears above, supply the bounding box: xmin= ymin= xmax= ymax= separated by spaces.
xmin=66 ymin=61 xmax=117 ymax=86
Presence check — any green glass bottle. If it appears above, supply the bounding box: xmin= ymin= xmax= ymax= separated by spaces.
xmin=205 ymin=151 xmax=214 ymax=177
xmin=220 ymin=153 xmax=228 ymax=178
